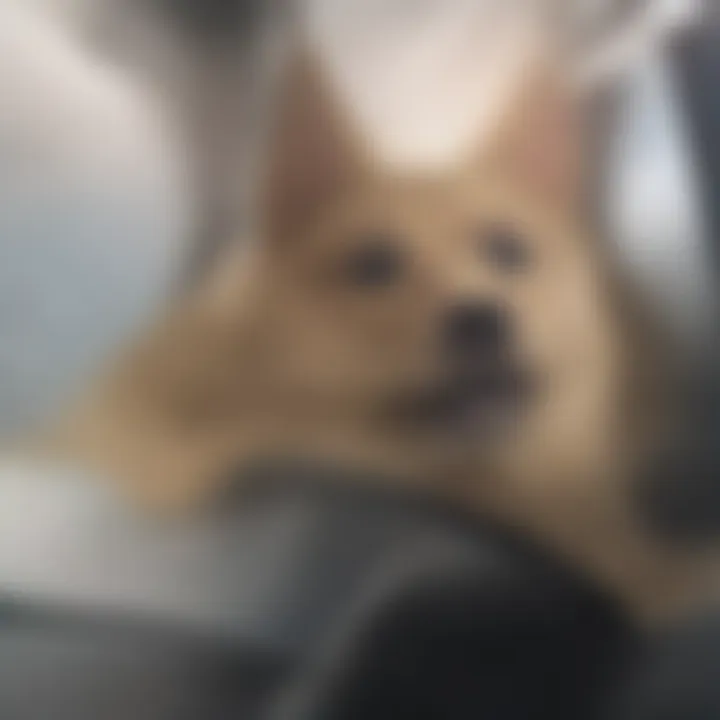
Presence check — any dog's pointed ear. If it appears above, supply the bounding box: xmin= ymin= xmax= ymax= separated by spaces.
xmin=263 ymin=50 xmax=367 ymax=243
xmin=481 ymin=55 xmax=587 ymax=215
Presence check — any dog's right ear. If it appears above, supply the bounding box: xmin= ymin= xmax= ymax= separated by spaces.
xmin=479 ymin=50 xmax=588 ymax=218
xmin=262 ymin=50 xmax=368 ymax=244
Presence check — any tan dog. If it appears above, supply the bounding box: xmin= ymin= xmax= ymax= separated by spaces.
xmin=55 ymin=49 xmax=710 ymax=624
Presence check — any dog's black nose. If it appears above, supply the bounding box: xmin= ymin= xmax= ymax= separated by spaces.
xmin=444 ymin=302 xmax=508 ymax=357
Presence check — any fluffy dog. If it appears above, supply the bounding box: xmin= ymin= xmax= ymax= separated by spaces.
xmin=55 ymin=47 xmax=709 ymax=624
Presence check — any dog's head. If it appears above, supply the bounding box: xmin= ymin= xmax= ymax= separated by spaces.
xmin=238 ymin=50 xmax=622 ymax=479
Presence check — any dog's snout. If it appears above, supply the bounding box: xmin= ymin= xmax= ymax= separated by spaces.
xmin=444 ymin=302 xmax=508 ymax=357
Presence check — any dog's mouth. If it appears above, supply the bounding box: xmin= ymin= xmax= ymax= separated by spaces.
xmin=394 ymin=363 xmax=536 ymax=441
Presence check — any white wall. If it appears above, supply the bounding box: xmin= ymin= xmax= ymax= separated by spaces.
xmin=0 ymin=2 xmax=189 ymax=435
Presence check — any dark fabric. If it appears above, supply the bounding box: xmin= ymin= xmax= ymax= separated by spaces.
xmin=271 ymin=543 xmax=632 ymax=720
xmin=0 ymin=464 xmax=634 ymax=720
xmin=609 ymin=613 xmax=720 ymax=720
xmin=0 ymin=600 xmax=285 ymax=720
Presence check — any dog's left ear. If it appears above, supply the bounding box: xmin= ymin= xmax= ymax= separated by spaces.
xmin=480 ymin=53 xmax=588 ymax=215
xmin=262 ymin=49 xmax=369 ymax=244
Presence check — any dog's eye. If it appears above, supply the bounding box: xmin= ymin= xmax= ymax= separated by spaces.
xmin=482 ymin=226 xmax=530 ymax=272
xmin=345 ymin=236 xmax=403 ymax=288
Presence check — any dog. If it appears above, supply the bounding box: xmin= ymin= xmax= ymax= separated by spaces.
xmin=53 ymin=45 xmax=712 ymax=625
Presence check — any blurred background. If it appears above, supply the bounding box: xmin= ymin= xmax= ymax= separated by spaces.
xmin=0 ymin=0 xmax=713 ymax=439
